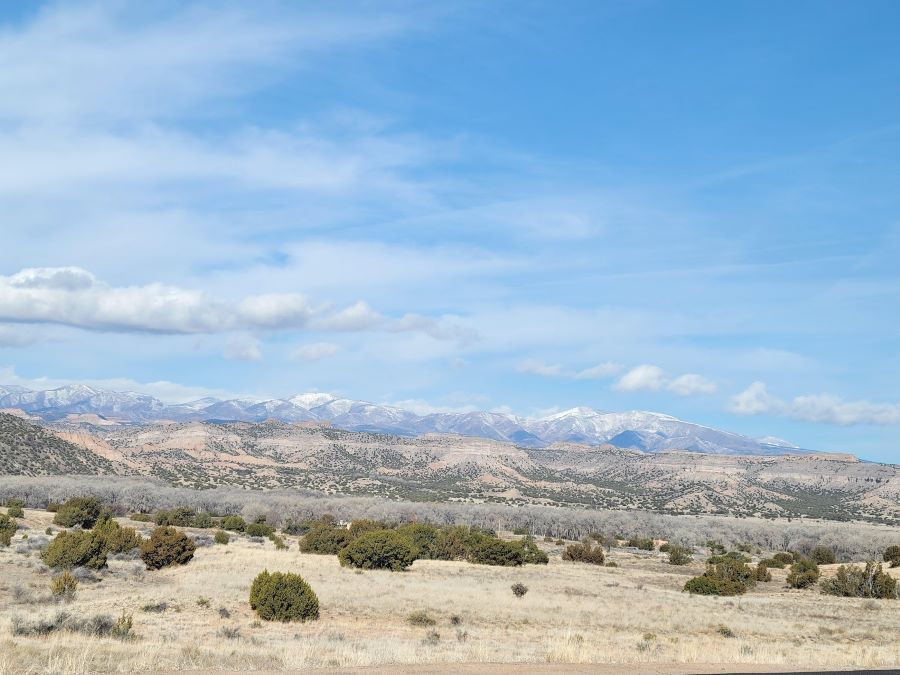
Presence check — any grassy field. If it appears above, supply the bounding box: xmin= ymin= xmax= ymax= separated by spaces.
xmin=1 ymin=509 xmax=898 ymax=674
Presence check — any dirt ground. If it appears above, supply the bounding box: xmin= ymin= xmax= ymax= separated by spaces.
xmin=1 ymin=509 xmax=898 ymax=674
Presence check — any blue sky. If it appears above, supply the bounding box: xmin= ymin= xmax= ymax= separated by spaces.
xmin=1 ymin=1 xmax=899 ymax=461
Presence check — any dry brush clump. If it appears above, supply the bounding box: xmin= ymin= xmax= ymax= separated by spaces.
xmin=668 ymin=545 xmax=693 ymax=566
xmin=50 ymin=571 xmax=78 ymax=602
xmin=684 ymin=558 xmax=756 ymax=596
xmin=820 ymin=562 xmax=897 ymax=599
xmin=562 ymin=542 xmax=606 ymax=565
xmin=11 ymin=610 xmax=135 ymax=641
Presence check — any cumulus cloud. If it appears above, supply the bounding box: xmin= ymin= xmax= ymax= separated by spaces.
xmin=0 ymin=267 xmax=464 ymax=342
xmin=729 ymin=381 xmax=778 ymax=415
xmin=290 ymin=342 xmax=340 ymax=362
xmin=236 ymin=294 xmax=315 ymax=330
xmin=729 ymin=381 xmax=900 ymax=425
xmin=667 ymin=373 xmax=717 ymax=396
xmin=615 ymin=364 xmax=665 ymax=392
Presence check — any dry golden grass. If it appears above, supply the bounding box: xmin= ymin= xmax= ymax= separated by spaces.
xmin=0 ymin=510 xmax=898 ymax=674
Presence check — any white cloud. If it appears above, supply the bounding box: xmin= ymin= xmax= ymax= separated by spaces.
xmin=518 ymin=359 xmax=622 ymax=380
xmin=729 ymin=381 xmax=778 ymax=415
xmin=0 ymin=267 xmax=462 ymax=340
xmin=236 ymin=294 xmax=315 ymax=330
xmin=729 ymin=381 xmax=900 ymax=426
xmin=313 ymin=301 xmax=385 ymax=332
xmin=223 ymin=337 xmax=262 ymax=362
xmin=291 ymin=342 xmax=341 ymax=362
xmin=667 ymin=373 xmax=717 ymax=396
xmin=615 ymin=364 xmax=665 ymax=392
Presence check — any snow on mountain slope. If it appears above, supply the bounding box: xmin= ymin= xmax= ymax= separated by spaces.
xmin=1 ymin=384 xmax=809 ymax=456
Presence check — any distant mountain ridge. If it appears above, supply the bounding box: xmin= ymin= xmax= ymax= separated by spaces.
xmin=0 ymin=383 xmax=813 ymax=456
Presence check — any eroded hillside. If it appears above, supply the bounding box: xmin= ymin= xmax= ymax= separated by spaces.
xmin=21 ymin=418 xmax=895 ymax=524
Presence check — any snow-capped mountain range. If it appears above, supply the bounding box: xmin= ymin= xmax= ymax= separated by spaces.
xmin=0 ymin=384 xmax=808 ymax=456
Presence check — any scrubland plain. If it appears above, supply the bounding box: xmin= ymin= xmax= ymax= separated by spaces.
xmin=1 ymin=509 xmax=898 ymax=674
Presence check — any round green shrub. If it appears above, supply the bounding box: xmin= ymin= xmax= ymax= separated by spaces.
xmin=191 ymin=512 xmax=213 ymax=529
xmin=466 ymin=537 xmax=525 ymax=567
xmin=154 ymin=507 xmax=195 ymax=527
xmin=0 ymin=514 xmax=17 ymax=547
xmin=511 ymin=582 xmax=528 ymax=597
xmin=754 ymin=563 xmax=772 ymax=582
xmin=810 ymin=546 xmax=836 ymax=565
xmin=221 ymin=515 xmax=247 ymax=532
xmin=395 ymin=523 xmax=440 ymax=559
xmin=249 ymin=570 xmax=319 ymax=622
xmin=140 ymin=526 xmax=196 ymax=570
xmin=772 ymin=552 xmax=794 ymax=566
xmin=348 ymin=519 xmax=387 ymax=537
xmin=786 ymin=558 xmax=820 ymax=589
xmin=53 ymin=497 xmax=108 ymax=528
xmin=339 ymin=530 xmax=416 ymax=571
xmin=6 ymin=500 xmax=24 ymax=518
xmin=42 ymin=530 xmax=108 ymax=570
xmin=93 ymin=518 xmax=142 ymax=554
xmin=300 ymin=524 xmax=352 ymax=554
xmin=214 ymin=530 xmax=230 ymax=545
xmin=882 ymin=545 xmax=900 ymax=568
xmin=516 ymin=535 xmax=549 ymax=564
xmin=245 ymin=522 xmax=275 ymax=538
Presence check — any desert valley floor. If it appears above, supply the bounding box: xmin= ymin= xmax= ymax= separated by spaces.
xmin=1 ymin=509 xmax=898 ymax=674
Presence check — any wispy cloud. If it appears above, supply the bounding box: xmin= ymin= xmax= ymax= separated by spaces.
xmin=0 ymin=3 xmax=413 ymax=124
xmin=517 ymin=359 xmax=623 ymax=380
xmin=730 ymin=382 xmax=900 ymax=425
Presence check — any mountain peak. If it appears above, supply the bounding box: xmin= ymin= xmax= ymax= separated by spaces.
xmin=289 ymin=392 xmax=338 ymax=410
